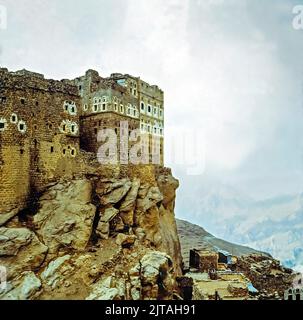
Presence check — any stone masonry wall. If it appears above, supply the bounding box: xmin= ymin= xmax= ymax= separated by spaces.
xmin=0 ymin=68 xmax=82 ymax=213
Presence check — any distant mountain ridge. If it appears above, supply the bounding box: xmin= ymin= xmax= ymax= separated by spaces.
xmin=176 ymin=179 xmax=303 ymax=271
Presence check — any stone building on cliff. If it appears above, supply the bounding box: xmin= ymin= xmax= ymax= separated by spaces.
xmin=0 ymin=67 xmax=165 ymax=217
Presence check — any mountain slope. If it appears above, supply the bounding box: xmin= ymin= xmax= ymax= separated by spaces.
xmin=176 ymin=219 xmax=267 ymax=268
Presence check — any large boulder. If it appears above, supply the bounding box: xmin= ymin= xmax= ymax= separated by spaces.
xmin=140 ymin=251 xmax=173 ymax=285
xmin=0 ymin=272 xmax=41 ymax=300
xmin=119 ymin=178 xmax=141 ymax=225
xmin=34 ymin=179 xmax=96 ymax=255
xmin=96 ymin=179 xmax=132 ymax=205
xmin=0 ymin=208 xmax=20 ymax=227
xmin=0 ymin=228 xmax=48 ymax=280
xmin=115 ymin=234 xmax=137 ymax=248
xmin=86 ymin=276 xmax=121 ymax=300
xmin=41 ymin=255 xmax=73 ymax=289
xmin=137 ymin=186 xmax=163 ymax=212
xmin=100 ymin=207 xmax=119 ymax=223
xmin=157 ymin=174 xmax=179 ymax=211
xmin=135 ymin=251 xmax=176 ymax=300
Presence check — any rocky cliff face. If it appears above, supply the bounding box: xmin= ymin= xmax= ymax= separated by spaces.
xmin=0 ymin=166 xmax=183 ymax=300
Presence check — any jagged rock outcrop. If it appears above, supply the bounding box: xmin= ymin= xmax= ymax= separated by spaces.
xmin=94 ymin=168 xmax=182 ymax=276
xmin=0 ymin=167 xmax=182 ymax=300
xmin=235 ymin=254 xmax=295 ymax=299
xmin=0 ymin=272 xmax=41 ymax=300
xmin=85 ymin=251 xmax=176 ymax=300
xmin=0 ymin=228 xmax=48 ymax=280
xmin=33 ymin=179 xmax=96 ymax=256
xmin=139 ymin=251 xmax=175 ymax=299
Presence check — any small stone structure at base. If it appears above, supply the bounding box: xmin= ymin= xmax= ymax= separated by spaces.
xmin=189 ymin=249 xmax=218 ymax=272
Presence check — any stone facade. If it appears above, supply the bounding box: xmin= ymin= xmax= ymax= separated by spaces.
xmin=189 ymin=249 xmax=219 ymax=272
xmin=74 ymin=70 xmax=164 ymax=165
xmin=0 ymin=68 xmax=81 ymax=214
xmin=0 ymin=67 xmax=165 ymax=216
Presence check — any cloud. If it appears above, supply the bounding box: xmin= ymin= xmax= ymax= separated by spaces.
xmin=0 ymin=0 xmax=302 ymax=198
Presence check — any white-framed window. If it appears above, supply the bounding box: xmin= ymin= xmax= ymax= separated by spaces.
xmin=18 ymin=120 xmax=27 ymax=134
xmin=141 ymin=102 xmax=145 ymax=112
xmin=93 ymin=104 xmax=98 ymax=113
xmin=83 ymin=104 xmax=88 ymax=111
xmin=120 ymin=104 xmax=124 ymax=113
xmin=102 ymin=103 xmax=106 ymax=111
xmin=69 ymin=104 xmax=77 ymax=115
xmin=70 ymin=147 xmax=77 ymax=157
xmin=114 ymin=103 xmax=118 ymax=112
xmin=0 ymin=118 xmax=7 ymax=132
xmin=10 ymin=113 xmax=18 ymax=124
xmin=60 ymin=120 xmax=68 ymax=133
xmin=102 ymin=96 xmax=107 ymax=103
xmin=153 ymin=107 xmax=158 ymax=117
xmin=70 ymin=122 xmax=79 ymax=135
xmin=63 ymin=101 xmax=69 ymax=112
xmin=147 ymin=105 xmax=152 ymax=114
xmin=159 ymin=109 xmax=163 ymax=119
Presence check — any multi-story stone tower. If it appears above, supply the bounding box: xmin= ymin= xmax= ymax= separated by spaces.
xmin=109 ymin=73 xmax=164 ymax=165
xmin=74 ymin=70 xmax=164 ymax=165
xmin=0 ymin=67 xmax=165 ymax=216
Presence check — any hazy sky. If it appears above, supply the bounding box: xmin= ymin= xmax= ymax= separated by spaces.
xmin=1 ymin=0 xmax=303 ymax=204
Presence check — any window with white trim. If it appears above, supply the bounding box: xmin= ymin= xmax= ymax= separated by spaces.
xmin=18 ymin=120 xmax=27 ymax=134
xmin=10 ymin=113 xmax=18 ymax=124
xmin=0 ymin=118 xmax=7 ymax=132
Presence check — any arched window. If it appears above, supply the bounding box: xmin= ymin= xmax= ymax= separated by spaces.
xmin=70 ymin=148 xmax=76 ymax=157
xmin=70 ymin=122 xmax=79 ymax=135
xmin=10 ymin=113 xmax=18 ymax=124
xmin=18 ymin=120 xmax=27 ymax=134
xmin=69 ymin=103 xmax=77 ymax=115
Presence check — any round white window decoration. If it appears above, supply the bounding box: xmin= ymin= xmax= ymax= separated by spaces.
xmin=18 ymin=120 xmax=27 ymax=134
xmin=10 ymin=113 xmax=18 ymax=124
